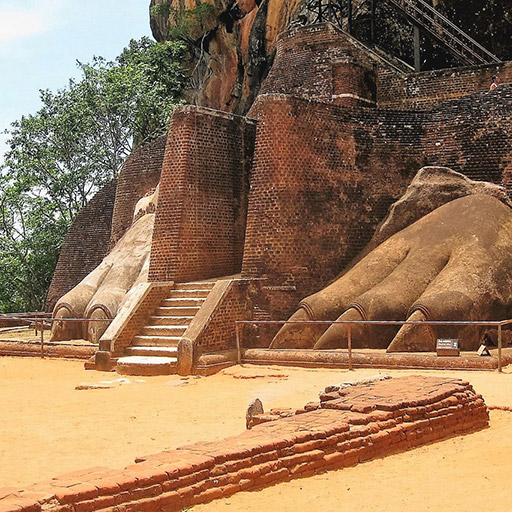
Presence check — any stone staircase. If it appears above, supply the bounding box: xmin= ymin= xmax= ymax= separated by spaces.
xmin=116 ymin=281 xmax=216 ymax=375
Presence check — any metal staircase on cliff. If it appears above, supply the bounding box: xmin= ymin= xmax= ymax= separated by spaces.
xmin=116 ymin=281 xmax=216 ymax=376
xmin=304 ymin=0 xmax=501 ymax=71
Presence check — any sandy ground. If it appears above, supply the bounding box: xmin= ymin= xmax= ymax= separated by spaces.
xmin=0 ymin=327 xmax=42 ymax=342
xmin=1 ymin=357 xmax=512 ymax=511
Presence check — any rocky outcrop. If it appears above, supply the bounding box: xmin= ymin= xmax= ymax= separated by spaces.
xmin=149 ymin=0 xmax=304 ymax=115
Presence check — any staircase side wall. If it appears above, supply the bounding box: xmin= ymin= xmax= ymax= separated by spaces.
xmin=178 ymin=278 xmax=251 ymax=375
xmin=149 ymin=106 xmax=256 ymax=282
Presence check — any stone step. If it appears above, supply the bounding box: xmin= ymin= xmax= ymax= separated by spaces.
xmin=155 ymin=306 xmax=201 ymax=316
xmin=175 ymin=281 xmax=216 ymax=290
xmin=132 ymin=335 xmax=182 ymax=346
xmin=141 ymin=325 xmax=187 ymax=337
xmin=148 ymin=315 xmax=194 ymax=326
xmin=170 ymin=289 xmax=211 ymax=299
xmin=126 ymin=346 xmax=178 ymax=357
xmin=161 ymin=298 xmax=205 ymax=307
xmin=117 ymin=356 xmax=177 ymax=376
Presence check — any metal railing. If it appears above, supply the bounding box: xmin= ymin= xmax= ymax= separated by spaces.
xmin=303 ymin=0 xmax=501 ymax=67
xmin=387 ymin=0 xmax=501 ymax=65
xmin=235 ymin=318 xmax=512 ymax=372
xmin=0 ymin=317 xmax=112 ymax=359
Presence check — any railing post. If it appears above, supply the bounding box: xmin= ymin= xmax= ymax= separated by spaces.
xmin=498 ymin=324 xmax=503 ymax=373
xmin=235 ymin=322 xmax=242 ymax=365
xmin=347 ymin=0 xmax=353 ymax=34
xmin=348 ymin=324 xmax=353 ymax=371
xmin=413 ymin=24 xmax=421 ymax=71
xmin=370 ymin=0 xmax=376 ymax=44
xmin=40 ymin=320 xmax=45 ymax=359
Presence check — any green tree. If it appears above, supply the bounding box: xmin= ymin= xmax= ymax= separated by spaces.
xmin=0 ymin=37 xmax=187 ymax=312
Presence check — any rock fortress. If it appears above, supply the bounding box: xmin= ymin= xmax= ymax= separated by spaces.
xmin=1 ymin=0 xmax=512 ymax=510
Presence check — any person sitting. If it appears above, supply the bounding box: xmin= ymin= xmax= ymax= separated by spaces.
xmin=490 ymin=75 xmax=500 ymax=91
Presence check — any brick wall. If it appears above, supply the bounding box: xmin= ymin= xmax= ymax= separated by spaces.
xmin=424 ymin=86 xmax=512 ymax=194
xmin=149 ymin=106 xmax=257 ymax=283
xmin=332 ymin=58 xmax=377 ymax=107
xmin=110 ymin=136 xmax=166 ymax=248
xmin=378 ymin=61 xmax=512 ymax=110
xmin=46 ymin=181 xmax=117 ymax=312
xmin=242 ymin=94 xmax=428 ymax=317
xmin=260 ymin=24 xmax=388 ymax=107
xmin=195 ymin=280 xmax=250 ymax=354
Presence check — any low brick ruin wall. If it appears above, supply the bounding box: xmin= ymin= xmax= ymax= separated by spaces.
xmin=0 ymin=376 xmax=488 ymax=512
xmin=0 ymin=340 xmax=96 ymax=360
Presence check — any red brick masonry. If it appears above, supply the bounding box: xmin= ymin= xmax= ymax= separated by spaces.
xmin=0 ymin=376 xmax=488 ymax=512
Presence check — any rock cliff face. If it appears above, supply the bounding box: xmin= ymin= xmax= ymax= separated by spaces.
xmin=150 ymin=0 xmax=304 ymax=115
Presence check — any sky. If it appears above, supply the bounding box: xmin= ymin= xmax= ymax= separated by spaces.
xmin=0 ymin=0 xmax=153 ymax=163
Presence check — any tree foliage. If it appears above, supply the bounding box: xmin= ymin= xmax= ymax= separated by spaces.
xmin=0 ymin=37 xmax=187 ymax=312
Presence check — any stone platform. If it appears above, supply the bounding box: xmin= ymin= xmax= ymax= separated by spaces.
xmin=0 ymin=376 xmax=488 ymax=512
xmin=242 ymin=347 xmax=512 ymax=371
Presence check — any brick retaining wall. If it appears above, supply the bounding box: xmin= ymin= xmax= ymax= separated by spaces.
xmin=243 ymin=94 xmax=428 ymax=317
xmin=378 ymin=62 xmax=512 ymax=110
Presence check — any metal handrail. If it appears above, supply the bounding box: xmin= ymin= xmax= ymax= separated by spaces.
xmin=398 ymin=0 xmax=500 ymax=61
xmin=0 ymin=317 xmax=113 ymax=359
xmin=384 ymin=0 xmax=501 ymax=65
xmin=303 ymin=0 xmax=501 ymax=67
xmin=0 ymin=316 xmax=112 ymax=322
xmin=235 ymin=318 xmax=512 ymax=372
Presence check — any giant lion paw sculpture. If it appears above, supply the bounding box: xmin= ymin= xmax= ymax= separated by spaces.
xmin=271 ymin=195 xmax=512 ymax=352
xmin=50 ymin=187 xmax=159 ymax=343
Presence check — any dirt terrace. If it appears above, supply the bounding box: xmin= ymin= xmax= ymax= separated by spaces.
xmin=1 ymin=358 xmax=511 ymax=511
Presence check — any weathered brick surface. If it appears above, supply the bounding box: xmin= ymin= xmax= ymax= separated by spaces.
xmin=149 ymin=106 xmax=256 ymax=283
xmin=260 ymin=24 xmax=383 ymax=106
xmin=46 ymin=181 xmax=117 ymax=312
xmin=195 ymin=280 xmax=250 ymax=354
xmin=109 ymin=136 xmax=166 ymax=249
xmin=425 ymin=88 xmax=512 ymax=194
xmin=0 ymin=376 xmax=488 ymax=512
xmin=243 ymin=94 xmax=428 ymax=317
xmin=379 ymin=61 xmax=512 ymax=110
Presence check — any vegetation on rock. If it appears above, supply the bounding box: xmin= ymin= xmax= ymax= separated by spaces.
xmin=0 ymin=38 xmax=187 ymax=312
